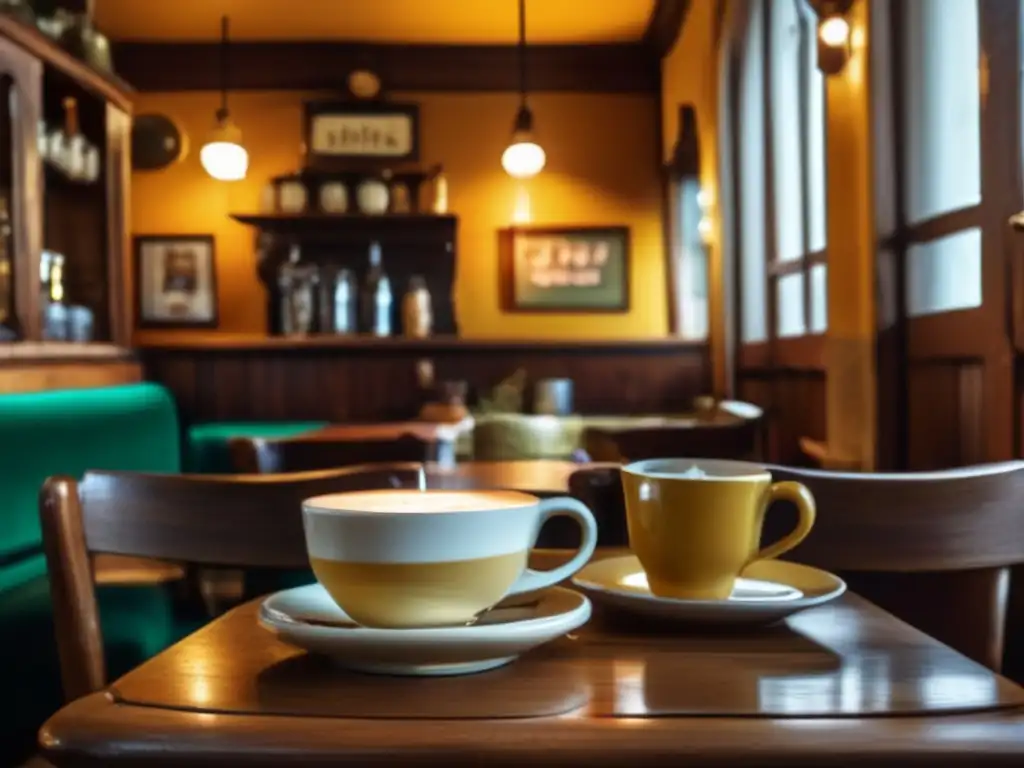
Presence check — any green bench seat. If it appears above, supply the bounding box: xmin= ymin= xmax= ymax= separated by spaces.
xmin=0 ymin=383 xmax=199 ymax=765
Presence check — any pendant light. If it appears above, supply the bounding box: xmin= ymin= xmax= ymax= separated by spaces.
xmin=501 ymin=0 xmax=545 ymax=178
xmin=200 ymin=16 xmax=248 ymax=181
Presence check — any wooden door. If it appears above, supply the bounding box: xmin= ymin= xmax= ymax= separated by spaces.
xmin=876 ymin=0 xmax=1018 ymax=470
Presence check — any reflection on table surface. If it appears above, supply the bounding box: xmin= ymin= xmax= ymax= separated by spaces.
xmin=109 ymin=585 xmax=1021 ymax=721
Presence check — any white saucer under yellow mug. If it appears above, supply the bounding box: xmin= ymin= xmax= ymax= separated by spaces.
xmin=572 ymin=555 xmax=845 ymax=625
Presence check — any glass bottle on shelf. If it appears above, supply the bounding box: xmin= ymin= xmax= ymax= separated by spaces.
xmin=82 ymin=144 xmax=101 ymax=183
xmin=432 ymin=166 xmax=449 ymax=214
xmin=41 ymin=251 xmax=69 ymax=340
xmin=277 ymin=244 xmax=318 ymax=336
xmin=359 ymin=241 xmax=391 ymax=337
xmin=402 ymin=275 xmax=433 ymax=338
xmin=47 ymin=98 xmax=87 ymax=180
xmin=328 ymin=267 xmax=357 ymax=334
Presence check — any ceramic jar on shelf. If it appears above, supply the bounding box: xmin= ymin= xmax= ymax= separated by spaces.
xmin=356 ymin=171 xmax=391 ymax=215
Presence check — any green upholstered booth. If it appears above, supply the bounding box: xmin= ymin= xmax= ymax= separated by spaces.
xmin=185 ymin=421 xmax=328 ymax=473
xmin=0 ymin=383 xmax=202 ymax=765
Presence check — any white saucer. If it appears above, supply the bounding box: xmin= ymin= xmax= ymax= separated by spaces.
xmin=572 ymin=555 xmax=845 ymax=626
xmin=258 ymin=583 xmax=591 ymax=676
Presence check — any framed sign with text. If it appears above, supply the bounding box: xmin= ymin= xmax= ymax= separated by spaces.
xmin=303 ymin=101 xmax=420 ymax=166
xmin=499 ymin=226 xmax=630 ymax=312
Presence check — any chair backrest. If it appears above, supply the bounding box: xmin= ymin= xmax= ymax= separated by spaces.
xmin=39 ymin=463 xmax=443 ymax=701
xmin=568 ymin=465 xmax=629 ymax=547
xmin=567 ymin=462 xmax=1024 ymax=672
xmin=583 ymin=419 xmax=762 ymax=463
xmin=230 ymin=431 xmax=451 ymax=473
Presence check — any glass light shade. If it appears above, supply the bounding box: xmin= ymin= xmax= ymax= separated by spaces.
xmin=200 ymin=118 xmax=248 ymax=181
xmin=502 ymin=139 xmax=546 ymax=179
xmin=819 ymin=16 xmax=850 ymax=48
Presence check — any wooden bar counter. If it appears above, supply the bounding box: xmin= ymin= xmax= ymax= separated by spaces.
xmin=138 ymin=335 xmax=710 ymax=424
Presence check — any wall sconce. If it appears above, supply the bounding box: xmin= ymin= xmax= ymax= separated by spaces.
xmin=813 ymin=0 xmax=854 ymax=75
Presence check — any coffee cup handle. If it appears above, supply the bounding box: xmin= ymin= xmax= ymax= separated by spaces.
xmin=506 ymin=497 xmax=599 ymax=596
xmin=752 ymin=481 xmax=817 ymax=562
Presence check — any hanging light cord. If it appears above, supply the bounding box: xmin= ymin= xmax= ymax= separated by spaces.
xmin=517 ymin=0 xmax=527 ymax=108
xmin=218 ymin=15 xmax=230 ymax=121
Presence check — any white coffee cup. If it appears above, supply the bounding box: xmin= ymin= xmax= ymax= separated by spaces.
xmin=302 ymin=489 xmax=598 ymax=628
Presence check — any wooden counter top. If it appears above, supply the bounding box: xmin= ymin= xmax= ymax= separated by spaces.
xmin=134 ymin=334 xmax=704 ymax=354
xmin=0 ymin=343 xmax=140 ymax=393
xmin=0 ymin=342 xmax=134 ymax=363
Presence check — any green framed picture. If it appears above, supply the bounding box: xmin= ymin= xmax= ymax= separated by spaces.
xmin=499 ymin=226 xmax=630 ymax=312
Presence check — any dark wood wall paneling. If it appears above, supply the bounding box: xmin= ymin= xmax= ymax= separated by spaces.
xmin=114 ymin=42 xmax=659 ymax=94
xmin=736 ymin=370 xmax=826 ymax=466
xmin=141 ymin=340 xmax=711 ymax=425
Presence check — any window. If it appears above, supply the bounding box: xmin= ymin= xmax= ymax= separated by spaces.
xmin=728 ymin=0 xmax=828 ymax=351
xmin=737 ymin=0 xmax=767 ymax=344
xmin=899 ymin=0 xmax=983 ymax=317
xmin=676 ymin=177 xmax=709 ymax=340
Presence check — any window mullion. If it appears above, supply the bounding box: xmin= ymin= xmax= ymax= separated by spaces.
xmin=797 ymin=0 xmax=813 ymax=335
xmin=762 ymin=0 xmax=779 ymax=351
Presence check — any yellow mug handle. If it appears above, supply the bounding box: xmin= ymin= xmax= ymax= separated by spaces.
xmin=751 ymin=481 xmax=816 ymax=563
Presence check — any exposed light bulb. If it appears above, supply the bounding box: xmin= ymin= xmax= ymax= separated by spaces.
xmin=200 ymin=115 xmax=248 ymax=181
xmin=502 ymin=140 xmax=546 ymax=179
xmin=819 ymin=16 xmax=850 ymax=48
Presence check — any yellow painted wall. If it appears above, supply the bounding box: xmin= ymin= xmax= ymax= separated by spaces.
xmin=823 ymin=0 xmax=876 ymax=469
xmin=130 ymin=90 xmax=668 ymax=342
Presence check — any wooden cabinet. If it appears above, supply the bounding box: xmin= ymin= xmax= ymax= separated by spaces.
xmin=0 ymin=16 xmax=131 ymax=345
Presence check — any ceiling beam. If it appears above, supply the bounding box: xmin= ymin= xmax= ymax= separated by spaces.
xmin=111 ymin=42 xmax=660 ymax=94
xmin=642 ymin=0 xmax=692 ymax=58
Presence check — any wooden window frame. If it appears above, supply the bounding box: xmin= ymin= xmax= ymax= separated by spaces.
xmin=732 ymin=0 xmax=828 ymax=374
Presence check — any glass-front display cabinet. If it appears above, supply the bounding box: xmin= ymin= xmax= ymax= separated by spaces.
xmin=0 ymin=13 xmax=130 ymax=346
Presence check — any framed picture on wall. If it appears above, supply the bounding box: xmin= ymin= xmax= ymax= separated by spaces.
xmin=133 ymin=235 xmax=218 ymax=328
xmin=498 ymin=226 xmax=630 ymax=312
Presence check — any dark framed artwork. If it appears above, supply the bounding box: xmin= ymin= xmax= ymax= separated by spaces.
xmin=498 ymin=226 xmax=631 ymax=312
xmin=303 ymin=100 xmax=420 ymax=167
xmin=134 ymin=235 xmax=218 ymax=328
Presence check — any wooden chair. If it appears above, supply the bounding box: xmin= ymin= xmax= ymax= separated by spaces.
xmin=39 ymin=463 xmax=434 ymax=701
xmin=567 ymin=462 xmax=1024 ymax=673
xmin=583 ymin=418 xmax=763 ymax=463
xmin=230 ymin=430 xmax=453 ymax=474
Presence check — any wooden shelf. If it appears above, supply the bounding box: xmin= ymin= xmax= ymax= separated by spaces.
xmin=0 ymin=15 xmax=133 ymax=113
xmin=230 ymin=212 xmax=456 ymax=239
xmin=135 ymin=334 xmax=705 ymax=355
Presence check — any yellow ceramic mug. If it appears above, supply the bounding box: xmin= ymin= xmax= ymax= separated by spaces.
xmin=620 ymin=459 xmax=816 ymax=600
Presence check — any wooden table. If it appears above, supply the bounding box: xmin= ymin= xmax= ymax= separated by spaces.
xmin=304 ymin=420 xmax=470 ymax=444
xmin=40 ymin=550 xmax=1024 ymax=767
